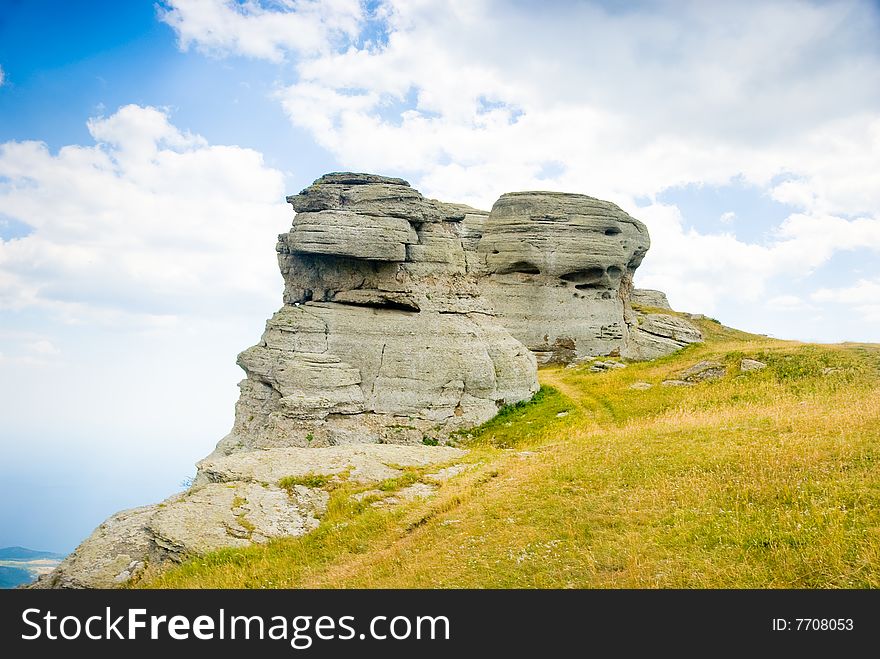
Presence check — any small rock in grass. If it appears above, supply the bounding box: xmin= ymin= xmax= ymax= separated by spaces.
xmin=679 ymin=360 xmax=726 ymax=382
xmin=425 ymin=464 xmax=467 ymax=481
xmin=740 ymin=358 xmax=767 ymax=372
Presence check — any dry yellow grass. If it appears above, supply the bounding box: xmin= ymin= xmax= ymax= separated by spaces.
xmin=145 ymin=318 xmax=880 ymax=589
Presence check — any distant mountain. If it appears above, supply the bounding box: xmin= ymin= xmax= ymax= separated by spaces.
xmin=0 ymin=546 xmax=64 ymax=560
xmin=0 ymin=566 xmax=34 ymax=589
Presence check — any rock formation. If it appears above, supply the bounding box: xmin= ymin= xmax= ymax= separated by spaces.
xmin=626 ymin=312 xmax=704 ymax=360
xmin=35 ymin=172 xmax=703 ymax=588
xmin=215 ymin=172 xmax=538 ymax=456
xmin=631 ymin=288 xmax=672 ymax=310
xmin=461 ymin=191 xmax=701 ymax=362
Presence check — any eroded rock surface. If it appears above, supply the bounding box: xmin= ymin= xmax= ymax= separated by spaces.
xmin=465 ymin=192 xmax=649 ymax=362
xmin=219 ymin=173 xmax=538 ymax=455
xmin=462 ymin=191 xmax=701 ymax=363
xmin=627 ymin=313 xmax=704 ymax=360
xmin=659 ymin=360 xmax=727 ymax=387
xmin=31 ymin=505 xmax=161 ymax=589
xmin=740 ymin=358 xmax=767 ymax=372
xmin=196 ymin=444 xmax=466 ymax=486
xmin=149 ymin=482 xmax=327 ymax=558
xmin=632 ymin=288 xmax=672 ymax=310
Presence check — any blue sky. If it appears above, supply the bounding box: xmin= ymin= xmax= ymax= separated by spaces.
xmin=1 ymin=0 xmax=879 ymax=552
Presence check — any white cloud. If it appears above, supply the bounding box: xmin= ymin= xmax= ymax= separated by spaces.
xmin=0 ymin=340 xmax=59 ymax=367
xmin=0 ymin=65 xmax=5 ymax=87
xmin=163 ymin=1 xmax=880 ymax=209
xmin=264 ymin=1 xmax=880 ymax=206
xmin=0 ymin=104 xmax=290 ymax=323
xmin=0 ymin=106 xmax=295 ymax=522
xmin=812 ymin=279 xmax=880 ymax=324
xmin=630 ymin=200 xmax=880 ymax=318
xmin=158 ymin=0 xmax=364 ymax=61
xmin=720 ymin=211 xmax=736 ymax=225
xmin=770 ymin=179 xmax=815 ymax=209
xmin=25 ymin=339 xmax=60 ymax=355
xmin=162 ymin=0 xmax=880 ymax=337
xmin=766 ymin=295 xmax=813 ymax=312
xmin=813 ymin=278 xmax=880 ymax=306
xmin=0 ymin=330 xmax=63 ymax=365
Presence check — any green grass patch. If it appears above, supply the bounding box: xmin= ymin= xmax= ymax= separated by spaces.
xmin=375 ymin=469 xmax=422 ymax=492
xmin=279 ymin=473 xmax=334 ymax=490
xmin=465 ymin=385 xmax=573 ymax=449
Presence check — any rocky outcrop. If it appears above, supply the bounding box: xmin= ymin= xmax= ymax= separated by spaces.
xmin=462 ymin=191 xmax=701 ymax=363
xmin=31 ymin=505 xmax=162 ymax=588
xmin=661 ymin=360 xmax=726 ymax=387
xmin=632 ymin=288 xmax=672 ymax=310
xmin=39 ymin=172 xmax=707 ymax=588
xmin=626 ymin=289 xmax=703 ymax=359
xmin=627 ymin=312 xmax=703 ymax=360
xmin=740 ymin=358 xmax=767 ymax=372
xmin=215 ymin=173 xmax=538 ymax=455
xmin=196 ymin=444 xmax=465 ymax=487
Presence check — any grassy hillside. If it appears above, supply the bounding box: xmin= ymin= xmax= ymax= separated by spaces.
xmin=145 ymin=317 xmax=880 ymax=588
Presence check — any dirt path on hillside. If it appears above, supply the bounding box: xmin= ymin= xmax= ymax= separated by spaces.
xmin=539 ymin=368 xmax=618 ymax=425
xmin=539 ymin=368 xmax=586 ymax=407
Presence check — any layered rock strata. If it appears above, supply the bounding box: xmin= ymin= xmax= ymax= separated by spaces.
xmin=631 ymin=288 xmax=672 ymax=310
xmin=461 ymin=191 xmax=700 ymax=363
xmin=626 ymin=311 xmax=704 ymax=360
xmin=214 ymin=173 xmax=538 ymax=456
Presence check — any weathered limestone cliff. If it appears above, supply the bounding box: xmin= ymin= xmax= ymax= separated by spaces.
xmin=215 ymin=173 xmax=538 ymax=456
xmin=462 ymin=191 xmax=700 ymax=363
xmin=35 ymin=173 xmax=701 ymax=588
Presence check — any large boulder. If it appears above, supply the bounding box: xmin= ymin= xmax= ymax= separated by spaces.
xmin=631 ymin=288 xmax=672 ymax=310
xmin=289 ymin=210 xmax=418 ymax=261
xmin=148 ymin=481 xmax=328 ymax=559
xmin=461 ymin=192 xmax=701 ymax=362
xmin=30 ymin=505 xmax=162 ymax=589
xmin=196 ymin=444 xmax=466 ymax=486
xmin=627 ymin=312 xmax=704 ymax=360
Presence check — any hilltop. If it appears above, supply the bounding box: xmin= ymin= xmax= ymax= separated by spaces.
xmin=38 ymin=174 xmax=702 ymax=589
xmin=146 ymin=315 xmax=880 ymax=588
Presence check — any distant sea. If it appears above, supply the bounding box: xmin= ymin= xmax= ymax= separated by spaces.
xmin=0 ymin=546 xmax=64 ymax=588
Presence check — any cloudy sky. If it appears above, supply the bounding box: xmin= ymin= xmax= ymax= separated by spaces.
xmin=1 ymin=0 xmax=879 ymax=552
